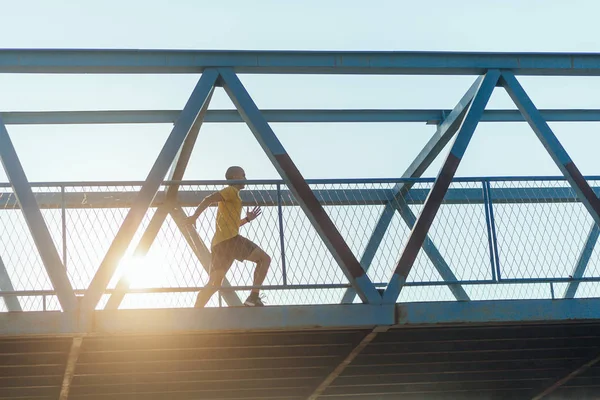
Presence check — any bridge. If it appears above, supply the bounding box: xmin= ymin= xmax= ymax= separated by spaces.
xmin=1 ymin=49 xmax=600 ymax=400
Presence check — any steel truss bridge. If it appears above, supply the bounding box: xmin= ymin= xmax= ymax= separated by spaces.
xmin=0 ymin=50 xmax=600 ymax=399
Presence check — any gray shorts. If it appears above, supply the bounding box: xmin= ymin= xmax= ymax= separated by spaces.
xmin=210 ymin=235 xmax=258 ymax=273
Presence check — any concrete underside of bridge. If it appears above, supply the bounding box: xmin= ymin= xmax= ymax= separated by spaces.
xmin=1 ymin=299 xmax=600 ymax=400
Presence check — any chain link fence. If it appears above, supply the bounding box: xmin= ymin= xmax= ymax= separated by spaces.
xmin=1 ymin=177 xmax=600 ymax=311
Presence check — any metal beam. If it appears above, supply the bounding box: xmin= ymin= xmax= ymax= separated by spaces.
xmin=341 ymin=76 xmax=483 ymax=304
xmin=219 ymin=68 xmax=381 ymax=305
xmin=383 ymin=71 xmax=500 ymax=303
xmin=170 ymin=207 xmax=242 ymax=307
xmin=564 ymin=223 xmax=600 ymax=299
xmin=80 ymin=69 xmax=219 ymax=311
xmin=500 ymin=71 xmax=600 ymax=227
xmin=530 ymin=351 xmax=600 ymax=400
xmin=5 ymin=49 xmax=600 ymax=75
xmin=396 ymin=200 xmax=469 ymax=299
xmin=2 ymin=186 xmax=600 ymax=210
xmin=0 ymin=117 xmax=78 ymax=312
xmin=104 ymin=89 xmax=215 ymax=310
xmin=92 ymin=304 xmax=394 ymax=335
xmin=396 ymin=298 xmax=600 ymax=326
xmin=0 ymin=256 xmax=22 ymax=311
xmin=8 ymin=109 xmax=600 ymax=125
xmin=102 ymin=207 xmax=169 ymax=310
xmin=306 ymin=326 xmax=389 ymax=400
xmin=58 ymin=336 xmax=83 ymax=400
xmin=1 ymin=304 xmax=387 ymax=336
xmin=3 ymin=299 xmax=600 ymax=337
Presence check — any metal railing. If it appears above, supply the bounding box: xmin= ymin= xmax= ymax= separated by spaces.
xmin=1 ymin=176 xmax=599 ymax=311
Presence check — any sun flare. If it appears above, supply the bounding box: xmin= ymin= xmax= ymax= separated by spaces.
xmin=119 ymin=253 xmax=165 ymax=289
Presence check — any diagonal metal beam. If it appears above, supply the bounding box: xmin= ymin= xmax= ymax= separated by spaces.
xmin=0 ymin=256 xmax=22 ymax=311
xmin=306 ymin=326 xmax=389 ymax=400
xmin=102 ymin=207 xmax=169 ymax=309
xmin=80 ymin=69 xmax=219 ymax=311
xmin=170 ymin=207 xmax=242 ymax=306
xmin=58 ymin=336 xmax=83 ymax=400
xmin=383 ymin=70 xmax=501 ymax=303
xmin=0 ymin=116 xmax=78 ymax=312
xmin=341 ymin=76 xmax=484 ymax=304
xmin=104 ymin=90 xmax=215 ymax=310
xmin=395 ymin=199 xmax=469 ymax=300
xmin=219 ymin=68 xmax=381 ymax=304
xmin=530 ymin=350 xmax=600 ymax=400
xmin=564 ymin=222 xmax=600 ymax=299
xmin=500 ymin=71 xmax=600 ymax=227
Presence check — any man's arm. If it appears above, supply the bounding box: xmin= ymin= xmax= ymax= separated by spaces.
xmin=187 ymin=192 xmax=223 ymax=227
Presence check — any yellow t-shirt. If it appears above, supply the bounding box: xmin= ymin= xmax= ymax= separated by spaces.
xmin=211 ymin=186 xmax=242 ymax=248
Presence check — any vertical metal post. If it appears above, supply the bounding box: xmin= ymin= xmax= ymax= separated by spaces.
xmin=61 ymin=185 xmax=67 ymax=268
xmin=42 ymin=295 xmax=47 ymax=311
xmin=486 ymin=181 xmax=502 ymax=280
xmin=482 ymin=180 xmax=497 ymax=281
xmin=277 ymin=183 xmax=287 ymax=285
xmin=383 ymin=70 xmax=500 ymax=303
xmin=550 ymin=282 xmax=555 ymax=300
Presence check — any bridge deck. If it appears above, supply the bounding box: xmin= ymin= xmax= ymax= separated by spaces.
xmin=1 ymin=300 xmax=600 ymax=400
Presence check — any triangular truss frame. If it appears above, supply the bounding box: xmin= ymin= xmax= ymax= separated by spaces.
xmin=1 ymin=68 xmax=600 ymax=311
xmin=381 ymin=69 xmax=600 ymax=303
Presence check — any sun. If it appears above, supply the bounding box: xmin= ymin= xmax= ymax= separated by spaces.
xmin=119 ymin=253 xmax=165 ymax=289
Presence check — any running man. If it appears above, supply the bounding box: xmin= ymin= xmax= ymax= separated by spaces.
xmin=186 ymin=166 xmax=271 ymax=307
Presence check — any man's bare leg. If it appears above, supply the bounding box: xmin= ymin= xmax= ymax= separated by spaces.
xmin=244 ymin=248 xmax=271 ymax=306
xmin=194 ymin=270 xmax=226 ymax=308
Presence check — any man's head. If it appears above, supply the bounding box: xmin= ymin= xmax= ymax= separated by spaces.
xmin=225 ymin=166 xmax=246 ymax=189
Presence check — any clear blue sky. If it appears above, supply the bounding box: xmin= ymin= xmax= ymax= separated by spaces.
xmin=2 ymin=0 xmax=600 ymax=182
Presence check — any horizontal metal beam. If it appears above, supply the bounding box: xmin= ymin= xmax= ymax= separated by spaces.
xmin=396 ymin=298 xmax=600 ymax=326
xmin=1 ymin=186 xmax=598 ymax=209
xmin=0 ymin=304 xmax=394 ymax=337
xmin=2 ymin=299 xmax=600 ymax=336
xmin=6 ymin=109 xmax=600 ymax=125
xmin=4 ymin=50 xmax=600 ymax=75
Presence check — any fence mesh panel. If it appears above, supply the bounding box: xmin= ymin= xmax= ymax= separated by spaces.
xmin=0 ymin=178 xmax=599 ymax=310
